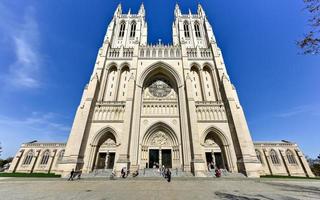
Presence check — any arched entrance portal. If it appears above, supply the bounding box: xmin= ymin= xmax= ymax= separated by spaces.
xmin=141 ymin=123 xmax=180 ymax=169
xmin=202 ymin=128 xmax=233 ymax=172
xmin=91 ymin=130 xmax=118 ymax=170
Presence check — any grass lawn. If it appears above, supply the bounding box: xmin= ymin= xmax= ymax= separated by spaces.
xmin=0 ymin=172 xmax=61 ymax=178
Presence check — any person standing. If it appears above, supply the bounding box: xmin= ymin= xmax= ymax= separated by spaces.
xmin=68 ymin=169 xmax=75 ymax=181
xmin=166 ymin=168 xmax=171 ymax=182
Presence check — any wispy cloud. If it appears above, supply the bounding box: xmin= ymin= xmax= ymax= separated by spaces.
xmin=0 ymin=112 xmax=71 ymax=158
xmin=0 ymin=3 xmax=42 ymax=88
xmin=0 ymin=112 xmax=70 ymax=134
xmin=275 ymin=104 xmax=320 ymax=118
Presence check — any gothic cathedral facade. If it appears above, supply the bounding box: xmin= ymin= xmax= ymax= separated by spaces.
xmin=8 ymin=4 xmax=315 ymax=178
xmin=59 ymin=3 xmax=263 ymax=177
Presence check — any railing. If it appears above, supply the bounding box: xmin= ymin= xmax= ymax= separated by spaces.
xmin=93 ymin=101 xmax=126 ymax=121
xmin=142 ymin=101 xmax=178 ymax=116
xmin=187 ymin=48 xmax=212 ymax=59
xmin=108 ymin=48 xmax=133 ymax=58
xmin=22 ymin=143 xmax=66 ymax=148
xmin=195 ymin=101 xmax=226 ymax=121
xmin=139 ymin=45 xmax=181 ymax=59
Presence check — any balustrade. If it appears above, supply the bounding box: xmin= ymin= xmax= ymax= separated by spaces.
xmin=195 ymin=101 xmax=226 ymax=121
xmin=93 ymin=101 xmax=126 ymax=121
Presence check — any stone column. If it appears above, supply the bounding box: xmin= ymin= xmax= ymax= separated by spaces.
xmin=295 ymin=149 xmax=315 ymax=177
xmin=115 ymin=73 xmax=136 ymax=173
xmin=263 ymin=149 xmax=274 ymax=175
xmin=105 ymin=151 xmax=110 ymax=169
xmin=211 ymin=150 xmax=216 ymax=169
xmin=279 ymin=149 xmax=290 ymax=176
xmin=8 ymin=149 xmax=25 ymax=173
xmin=183 ymin=73 xmax=206 ymax=176
xmin=95 ymin=152 xmax=100 ymax=170
xmin=48 ymin=149 xmax=57 ymax=173
xmin=31 ymin=150 xmax=41 ymax=173
xmin=159 ymin=148 xmax=162 ymax=167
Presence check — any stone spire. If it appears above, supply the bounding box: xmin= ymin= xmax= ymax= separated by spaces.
xmin=174 ymin=3 xmax=181 ymax=17
xmin=197 ymin=3 xmax=206 ymax=16
xmin=138 ymin=2 xmax=145 ymax=16
xmin=114 ymin=3 xmax=122 ymax=17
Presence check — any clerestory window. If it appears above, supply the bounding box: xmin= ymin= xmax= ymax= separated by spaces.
xmin=184 ymin=22 xmax=190 ymax=38
xmin=119 ymin=21 xmax=126 ymax=38
xmin=130 ymin=21 xmax=136 ymax=38
xmin=194 ymin=22 xmax=201 ymax=37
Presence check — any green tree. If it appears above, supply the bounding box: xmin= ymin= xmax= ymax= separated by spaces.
xmin=307 ymin=154 xmax=320 ymax=176
xmin=298 ymin=0 xmax=320 ymax=54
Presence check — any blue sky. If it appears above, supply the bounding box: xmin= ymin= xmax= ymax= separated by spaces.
xmin=0 ymin=0 xmax=319 ymax=159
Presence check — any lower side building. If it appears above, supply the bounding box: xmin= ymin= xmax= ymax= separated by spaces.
xmin=8 ymin=140 xmax=315 ymax=177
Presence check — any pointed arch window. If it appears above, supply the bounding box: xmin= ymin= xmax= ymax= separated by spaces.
xmin=58 ymin=150 xmax=65 ymax=161
xmin=184 ymin=21 xmax=190 ymax=38
xmin=23 ymin=150 xmax=34 ymax=165
xmin=286 ymin=150 xmax=297 ymax=164
xmin=119 ymin=21 xmax=126 ymax=38
xmin=270 ymin=149 xmax=280 ymax=165
xmin=130 ymin=21 xmax=136 ymax=38
xmin=194 ymin=22 xmax=201 ymax=37
xmin=40 ymin=150 xmax=50 ymax=165
xmin=255 ymin=150 xmax=263 ymax=163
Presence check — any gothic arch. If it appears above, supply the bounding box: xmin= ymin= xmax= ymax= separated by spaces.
xmin=119 ymin=62 xmax=130 ymax=71
xmin=91 ymin=126 xmax=120 ymax=146
xmin=138 ymin=61 xmax=183 ymax=88
xmin=142 ymin=122 xmax=179 ymax=147
xmin=201 ymin=126 xmax=234 ymax=171
xmin=201 ymin=126 xmax=230 ymax=147
xmin=106 ymin=62 xmax=118 ymax=70
xmin=202 ymin=62 xmax=215 ymax=71
xmin=190 ymin=62 xmax=201 ymax=71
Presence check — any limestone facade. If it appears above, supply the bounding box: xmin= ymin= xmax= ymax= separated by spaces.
xmin=8 ymin=4 xmax=315 ymax=178
xmin=255 ymin=141 xmax=314 ymax=177
xmin=8 ymin=143 xmax=65 ymax=174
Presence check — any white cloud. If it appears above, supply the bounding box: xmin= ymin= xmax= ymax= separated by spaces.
xmin=0 ymin=3 xmax=42 ymax=88
xmin=275 ymin=104 xmax=320 ymax=118
xmin=0 ymin=112 xmax=70 ymax=158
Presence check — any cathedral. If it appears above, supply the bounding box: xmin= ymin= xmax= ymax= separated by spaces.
xmin=8 ymin=4 xmax=314 ymax=178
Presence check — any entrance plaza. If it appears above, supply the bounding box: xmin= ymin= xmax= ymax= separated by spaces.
xmin=0 ymin=177 xmax=319 ymax=200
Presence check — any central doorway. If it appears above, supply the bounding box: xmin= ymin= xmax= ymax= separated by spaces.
xmin=149 ymin=149 xmax=159 ymax=168
xmin=162 ymin=149 xmax=172 ymax=168
xmin=148 ymin=149 xmax=172 ymax=168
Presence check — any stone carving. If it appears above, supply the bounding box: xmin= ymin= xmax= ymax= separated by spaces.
xmin=102 ymin=138 xmax=116 ymax=147
xmin=149 ymin=79 xmax=172 ymax=97
xmin=150 ymin=131 xmax=169 ymax=146
xmin=204 ymin=138 xmax=215 ymax=146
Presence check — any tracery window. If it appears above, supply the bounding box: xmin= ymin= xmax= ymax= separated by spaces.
xmin=119 ymin=21 xmax=126 ymax=37
xmin=184 ymin=21 xmax=190 ymax=38
xmin=23 ymin=150 xmax=34 ymax=165
xmin=130 ymin=21 xmax=136 ymax=38
xmin=270 ymin=149 xmax=280 ymax=165
xmin=286 ymin=150 xmax=297 ymax=164
xmin=255 ymin=150 xmax=263 ymax=163
xmin=40 ymin=150 xmax=50 ymax=165
xmin=194 ymin=21 xmax=201 ymax=37
xmin=58 ymin=150 xmax=65 ymax=161
xmin=149 ymin=79 xmax=172 ymax=97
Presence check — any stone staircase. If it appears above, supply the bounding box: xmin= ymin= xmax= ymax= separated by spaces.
xmin=82 ymin=169 xmax=114 ymax=178
xmin=82 ymin=168 xmax=245 ymax=179
xmin=206 ymin=169 xmax=246 ymax=178
xmin=139 ymin=168 xmax=193 ymax=177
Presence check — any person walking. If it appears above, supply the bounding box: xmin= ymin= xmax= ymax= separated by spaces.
xmin=121 ymin=167 xmax=127 ymax=178
xmin=68 ymin=168 xmax=75 ymax=181
xmin=166 ymin=168 xmax=171 ymax=182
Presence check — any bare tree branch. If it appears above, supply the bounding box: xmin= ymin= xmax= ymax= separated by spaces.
xmin=298 ymin=0 xmax=320 ymax=54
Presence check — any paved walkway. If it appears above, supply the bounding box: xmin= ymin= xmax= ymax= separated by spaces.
xmin=0 ymin=177 xmax=319 ymax=200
